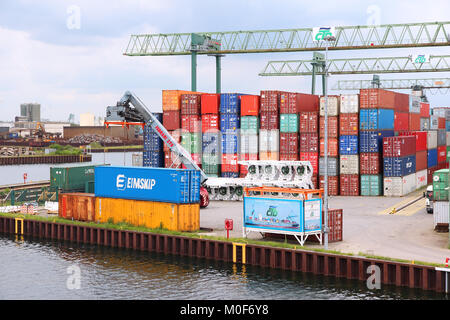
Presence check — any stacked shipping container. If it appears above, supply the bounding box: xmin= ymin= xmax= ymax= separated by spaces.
xmin=259 ymin=91 xmax=280 ymax=161
xmin=143 ymin=113 xmax=164 ymax=168
xmin=181 ymin=94 xmax=202 ymax=168
xmin=201 ymin=94 xmax=221 ymax=177
xmin=240 ymin=95 xmax=260 ymax=177
xmin=220 ymin=94 xmax=241 ymax=177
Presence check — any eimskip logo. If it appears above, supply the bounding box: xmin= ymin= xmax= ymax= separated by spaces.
xmin=116 ymin=174 xmax=126 ymax=190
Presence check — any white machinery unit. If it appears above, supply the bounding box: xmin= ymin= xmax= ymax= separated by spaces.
xmin=205 ymin=160 xmax=315 ymax=201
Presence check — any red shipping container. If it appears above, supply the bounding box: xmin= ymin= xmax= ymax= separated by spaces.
xmin=164 ymin=151 xmax=182 ymax=168
xmin=319 ymin=175 xmax=339 ymax=196
xmin=280 ymin=133 xmax=299 ymax=154
xmin=201 ymin=94 xmax=220 ymax=114
xmin=260 ymin=90 xmax=279 ymax=112
xmin=438 ymin=145 xmax=447 ymax=163
xmin=241 ymin=95 xmax=260 ymax=116
xmin=221 ymin=154 xmax=239 ymax=173
xmin=397 ymin=130 xmax=427 ymax=152
xmin=319 ymin=116 xmax=339 ymax=138
xmin=382 ymin=136 xmax=416 ymax=158
xmin=311 ymin=174 xmax=318 ymax=189
xmin=300 ymin=152 xmax=319 ymax=174
xmin=163 ymin=110 xmax=181 ymax=131
xmin=360 ymin=153 xmax=381 ymax=174
xmin=299 ymin=112 xmax=319 ymax=133
xmin=182 ymin=153 xmax=202 ymax=169
xmin=339 ymin=113 xmax=358 ymax=136
xmin=416 ymin=150 xmax=427 ymax=171
xmin=394 ymin=112 xmax=409 ymax=131
xmin=340 ymin=174 xmax=359 ymax=196
xmin=296 ymin=93 xmax=319 ymax=112
xmin=394 ymin=92 xmax=410 ymax=112
xmin=438 ymin=117 xmax=446 ymax=129
xmin=360 ymin=89 xmax=395 ymax=109
xmin=201 ymin=114 xmax=220 ymax=133
xmin=181 ymin=115 xmax=201 ymax=132
xmin=319 ymin=138 xmax=338 ymax=157
xmin=260 ymin=112 xmax=279 ymax=129
xmin=163 ymin=130 xmax=181 ymax=152
xmin=299 ymin=133 xmax=319 ymax=153
xmin=420 ymin=102 xmax=430 ymax=118
xmin=409 ymin=113 xmax=421 ymax=131
xmin=280 ymin=153 xmax=299 ymax=161
xmin=280 ymin=91 xmax=298 ymax=114
xmin=427 ymin=166 xmax=437 ymax=184
xmin=181 ymin=94 xmax=202 ymax=115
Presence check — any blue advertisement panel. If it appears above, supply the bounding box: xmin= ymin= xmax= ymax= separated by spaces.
xmin=303 ymin=199 xmax=322 ymax=232
xmin=243 ymin=197 xmax=303 ymax=232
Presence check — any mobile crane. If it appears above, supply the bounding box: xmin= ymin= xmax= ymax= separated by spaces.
xmin=104 ymin=91 xmax=210 ymax=208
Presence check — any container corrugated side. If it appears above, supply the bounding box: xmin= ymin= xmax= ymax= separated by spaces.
xmin=416 ymin=169 xmax=427 ymax=189
xmin=360 ymin=174 xmax=383 ymax=196
xmin=432 ymin=201 xmax=449 ymax=228
xmin=339 ymin=155 xmax=359 ymax=175
xmin=339 ymin=94 xmax=359 ymax=113
xmin=58 ymin=193 xmax=96 ymax=221
xmin=259 ymin=130 xmax=279 ymax=152
xmin=383 ymin=174 xmax=416 ymax=197
xmin=50 ymin=165 xmax=100 ymax=192
xmin=319 ymin=157 xmax=339 ymax=176
xmin=319 ymin=96 xmax=340 ymax=116
xmin=94 ymin=166 xmax=200 ymax=204
xmin=383 ymin=155 xmax=416 ymax=177
xmin=95 ymin=197 xmax=200 ymax=232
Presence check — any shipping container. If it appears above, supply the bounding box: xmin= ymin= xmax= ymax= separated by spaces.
xmin=409 ymin=95 xmax=421 ymax=114
xmin=340 ymin=174 xmax=359 ymax=196
xmin=299 ymin=112 xmax=319 ymax=133
xmin=339 ymin=113 xmax=358 ymax=135
xmin=359 ymin=130 xmax=394 ymax=153
xmin=241 ymin=95 xmax=260 ymax=116
xmin=416 ymin=150 xmax=428 ymax=171
xmin=220 ymin=113 xmax=240 ymax=132
xmin=164 ymin=151 xmax=182 ymax=169
xmin=280 ymin=133 xmax=299 ymax=154
xmin=427 ymin=130 xmax=438 ymax=150
xmin=320 ymin=95 xmax=340 ymax=116
xmin=360 ymin=89 xmax=395 ymax=109
xmin=94 ymin=166 xmax=200 ymax=204
xmin=296 ymin=93 xmax=319 ymax=112
xmin=58 ymin=193 xmax=96 ymax=221
xmin=394 ymin=92 xmax=410 ymax=112
xmin=319 ymin=175 xmax=339 ymax=196
xmin=409 ymin=113 xmax=421 ymax=131
xmin=432 ymin=201 xmax=449 ymax=231
xmin=420 ymin=102 xmax=430 ymax=118
xmin=259 ymin=130 xmax=279 ymax=152
xmin=359 ymin=109 xmax=394 ymax=130
xmin=339 ymin=135 xmax=359 ymax=155
xmin=201 ymin=114 xmax=220 ymax=133
xmin=447 ymin=132 xmax=450 ymax=146
xmin=240 ymin=133 xmax=259 ymax=154
xmin=438 ymin=117 xmax=446 ymax=129
xmin=163 ymin=110 xmax=181 ymax=131
xmin=221 ymin=153 xmax=239 ymax=173
xmin=339 ymin=94 xmax=359 ymax=113
xmin=201 ymin=94 xmax=220 ymax=114
xmin=280 ymin=153 xmax=299 ymax=161
xmin=96 ymin=197 xmax=200 ymax=232
xmin=360 ymin=153 xmax=381 ymax=175
xmin=143 ymin=151 xmax=164 ymax=168
xmin=382 ymin=136 xmax=416 ymax=158
xmin=260 ymin=90 xmax=279 ymax=112
xmin=383 ymin=174 xmax=416 ymax=197
xmin=432 ymin=169 xmax=449 ymax=201
xmin=280 ymin=92 xmax=298 ymax=114
xmin=260 ymin=112 xmax=279 ymax=130
xmin=394 ymin=112 xmax=409 ymax=131
xmin=259 ymin=151 xmax=279 ymax=161
xmin=222 ymin=133 xmax=239 ymax=154
xmin=420 ymin=118 xmax=429 ymax=131
xmin=164 ymin=130 xmax=181 ymax=152
xmin=383 ymin=155 xmax=416 ymax=177
xmin=416 ymin=169 xmax=427 ymax=189
xmin=437 ymin=145 xmax=447 ymax=163
xmin=300 ymin=152 xmax=319 ymax=174
xmin=51 ymin=165 xmax=100 ymax=193
xmin=319 ymin=138 xmax=339 ymax=157
xmin=181 ymin=94 xmax=202 ymax=115
xmin=360 ymin=174 xmax=383 ymax=196
xmin=299 ymin=133 xmax=319 ymax=153
xmin=163 ymin=90 xmax=194 ymax=111
xmin=319 ymin=116 xmax=339 ymax=138
xmin=280 ymin=114 xmax=299 ymax=133
xmin=202 ymin=132 xmax=220 ymax=154
xmin=446 ymin=121 xmax=450 ymax=132
xmin=430 ymin=115 xmax=439 ymax=130
xmin=181 ymin=115 xmax=201 ymax=133
xmin=427 ymin=149 xmax=438 ymax=168
xmin=220 ymin=93 xmax=242 ymax=114
xmin=319 ymin=157 xmax=339 ymax=176
xmin=222 ymin=172 xmax=240 ymax=178
xmin=437 ymin=129 xmax=446 ymax=146
xmin=181 ymin=132 xmax=201 ymax=154
xmin=240 ymin=116 xmax=259 ymax=134
xmin=239 ymin=153 xmax=258 ymax=177
xmin=339 ymin=155 xmax=359 ymax=175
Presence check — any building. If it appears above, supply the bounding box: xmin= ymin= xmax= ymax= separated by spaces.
xmin=20 ymin=103 xmax=41 ymax=122
xmin=80 ymin=113 xmax=95 ymax=126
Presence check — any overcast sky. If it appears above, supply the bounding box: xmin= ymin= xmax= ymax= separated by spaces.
xmin=1 ymin=0 xmax=450 ymax=123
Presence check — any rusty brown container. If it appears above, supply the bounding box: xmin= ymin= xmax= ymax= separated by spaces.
xmin=58 ymin=193 xmax=96 ymax=222
xmin=339 ymin=113 xmax=359 ymax=136
xmin=319 ymin=175 xmax=339 ymax=196
xmin=319 ymin=116 xmax=338 ymax=138
xmin=299 ymin=111 xmax=319 ymax=133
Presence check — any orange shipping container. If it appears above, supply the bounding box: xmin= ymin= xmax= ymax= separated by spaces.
xmin=58 ymin=193 xmax=96 ymax=222
xmin=162 ymin=90 xmax=197 ymax=111
xmin=95 ymin=197 xmax=200 ymax=232
xmin=319 ymin=138 xmax=339 ymax=157
xmin=241 ymin=95 xmax=260 ymax=116
xmin=259 ymin=151 xmax=279 ymax=160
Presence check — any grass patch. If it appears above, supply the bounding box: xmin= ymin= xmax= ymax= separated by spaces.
xmin=47 ymin=144 xmax=82 ymax=156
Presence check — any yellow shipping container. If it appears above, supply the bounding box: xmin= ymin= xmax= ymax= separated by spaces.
xmin=162 ymin=90 xmax=203 ymax=111
xmin=95 ymin=197 xmax=200 ymax=232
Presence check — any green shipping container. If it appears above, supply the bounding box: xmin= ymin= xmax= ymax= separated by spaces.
xmin=181 ymin=132 xmax=201 ymax=153
xmin=432 ymin=169 xmax=449 ymax=201
xmin=280 ymin=114 xmax=299 ymax=133
xmin=447 ymin=146 xmax=450 ymax=162
xmin=241 ymin=116 xmax=259 ymax=134
xmin=360 ymin=174 xmax=383 ymax=196
xmin=50 ymin=164 xmax=103 ymax=193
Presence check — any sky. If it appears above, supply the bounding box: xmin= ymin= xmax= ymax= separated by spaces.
xmin=0 ymin=0 xmax=450 ymax=123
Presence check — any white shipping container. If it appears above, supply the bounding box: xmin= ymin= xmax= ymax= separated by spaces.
xmin=446 ymin=132 xmax=450 ymax=146
xmin=339 ymin=94 xmax=359 ymax=113
xmin=427 ymin=130 xmax=437 ymax=150
xmin=320 ymin=96 xmax=340 ymax=116
xmin=409 ymin=95 xmax=421 ymax=114
xmin=240 ymin=134 xmax=258 ymax=154
xmin=416 ymin=169 xmax=427 ymax=189
xmin=429 ymin=115 xmax=439 ymax=130
xmin=432 ymin=201 xmax=449 ymax=228
xmin=383 ymin=173 xmax=416 ymax=197
xmin=259 ymin=130 xmax=279 ymax=152
xmin=339 ymin=155 xmax=359 ymax=175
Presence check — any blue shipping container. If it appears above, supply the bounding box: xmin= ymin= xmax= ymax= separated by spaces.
xmin=220 ymin=93 xmax=242 ymax=114
xmin=202 ymin=133 xmax=220 ymax=154
xmin=360 ymin=109 xmax=394 ymax=130
xmin=339 ymin=135 xmax=359 ymax=155
xmin=427 ymin=149 xmax=438 ymax=168
xmin=221 ymin=172 xmax=239 ymax=178
xmin=143 ymin=151 xmax=164 ymax=168
xmin=94 ymin=166 xmax=200 ymax=204
xmin=383 ymin=155 xmax=416 ymax=177
xmin=222 ymin=133 xmax=239 ymax=154
xmin=144 ymin=117 xmax=164 ymax=151
xmin=220 ymin=113 xmax=240 ymax=133
xmin=359 ymin=130 xmax=394 ymax=153
xmin=446 ymin=121 xmax=450 ymax=132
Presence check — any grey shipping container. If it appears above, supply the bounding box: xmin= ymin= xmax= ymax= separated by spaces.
xmin=319 ymin=157 xmax=339 ymax=176
xmin=437 ymin=130 xmax=446 ymax=146
xmin=433 ymin=201 xmax=449 ymax=230
xmin=409 ymin=95 xmax=421 ymax=114
xmin=430 ymin=115 xmax=439 ymax=130
xmin=420 ymin=118 xmax=429 ymax=131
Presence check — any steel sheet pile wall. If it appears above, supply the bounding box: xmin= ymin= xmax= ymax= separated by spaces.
xmin=220 ymin=93 xmax=242 ymax=177
xmin=339 ymin=94 xmax=359 ymax=196
xmin=201 ymin=94 xmax=221 ymax=177
xmin=143 ymin=113 xmax=164 ymax=167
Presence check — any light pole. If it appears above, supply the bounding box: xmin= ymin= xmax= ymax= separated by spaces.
xmin=323 ymin=35 xmax=336 ymax=250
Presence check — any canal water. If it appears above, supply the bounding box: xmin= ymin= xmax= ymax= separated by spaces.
xmin=0 ymin=235 xmax=447 ymax=300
